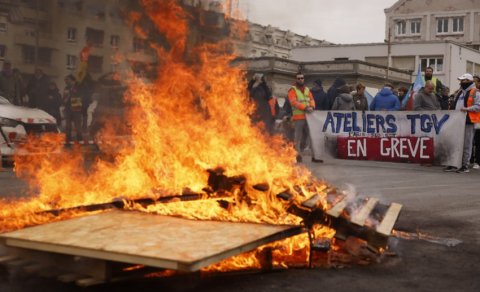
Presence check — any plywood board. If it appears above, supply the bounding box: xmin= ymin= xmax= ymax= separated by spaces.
xmin=0 ymin=211 xmax=303 ymax=272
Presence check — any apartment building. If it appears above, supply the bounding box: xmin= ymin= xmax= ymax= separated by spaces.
xmin=0 ymin=0 xmax=156 ymax=87
xmin=385 ymin=0 xmax=480 ymax=50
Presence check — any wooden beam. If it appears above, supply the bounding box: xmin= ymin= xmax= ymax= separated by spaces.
xmin=326 ymin=199 xmax=347 ymax=218
xmin=351 ymin=198 xmax=379 ymax=227
xmin=376 ymin=203 xmax=402 ymax=236
xmin=301 ymin=194 xmax=322 ymax=210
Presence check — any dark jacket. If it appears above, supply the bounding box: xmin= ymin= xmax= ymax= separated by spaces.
xmin=248 ymin=79 xmax=274 ymax=133
xmin=311 ymin=85 xmax=329 ymax=110
xmin=44 ymin=88 xmax=62 ymax=123
xmin=326 ymin=78 xmax=346 ymax=110
xmin=353 ymin=93 xmax=369 ymax=111
xmin=26 ymin=74 xmax=50 ymax=108
xmin=370 ymin=87 xmax=400 ymax=111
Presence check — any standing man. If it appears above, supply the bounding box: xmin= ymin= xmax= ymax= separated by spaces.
xmin=413 ymin=81 xmax=441 ymax=110
xmin=423 ymin=66 xmax=444 ymax=97
xmin=248 ymin=73 xmax=275 ymax=135
xmin=63 ymin=75 xmax=83 ymax=144
xmin=287 ymin=72 xmax=316 ymax=163
xmin=444 ymin=74 xmax=480 ymax=173
xmin=26 ymin=69 xmax=50 ymax=108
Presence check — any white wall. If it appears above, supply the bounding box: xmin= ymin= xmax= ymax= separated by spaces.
xmin=292 ymin=42 xmax=480 ymax=91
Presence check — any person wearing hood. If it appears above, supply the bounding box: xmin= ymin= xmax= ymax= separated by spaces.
xmin=332 ymin=84 xmax=355 ymax=110
xmin=287 ymin=72 xmax=316 ymax=163
xmin=444 ymin=73 xmax=480 ymax=173
xmin=413 ymin=81 xmax=441 ymax=111
xmin=311 ymin=79 xmax=329 ymax=110
xmin=327 ymin=78 xmax=346 ymax=110
xmin=369 ymin=83 xmax=400 ymax=111
xmin=248 ymin=73 xmax=275 ymax=135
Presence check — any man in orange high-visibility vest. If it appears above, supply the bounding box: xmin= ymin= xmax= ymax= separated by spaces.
xmin=287 ymin=72 xmax=317 ymax=163
xmin=444 ymin=73 xmax=480 ymax=173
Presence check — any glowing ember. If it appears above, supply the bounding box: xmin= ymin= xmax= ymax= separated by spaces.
xmin=0 ymin=0 xmax=336 ymax=271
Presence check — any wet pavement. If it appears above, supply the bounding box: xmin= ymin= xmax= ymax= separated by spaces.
xmin=1 ymin=158 xmax=479 ymax=292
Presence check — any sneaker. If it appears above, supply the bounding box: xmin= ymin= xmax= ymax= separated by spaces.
xmin=472 ymin=163 xmax=480 ymax=169
xmin=311 ymin=157 xmax=324 ymax=163
xmin=443 ymin=166 xmax=457 ymax=172
xmin=456 ymin=166 xmax=470 ymax=173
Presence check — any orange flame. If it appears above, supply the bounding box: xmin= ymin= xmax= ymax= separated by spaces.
xmin=0 ymin=0 xmax=335 ymax=270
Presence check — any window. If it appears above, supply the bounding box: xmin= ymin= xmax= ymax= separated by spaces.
xmin=85 ymin=27 xmax=104 ymax=47
xmin=0 ymin=22 xmax=7 ymax=32
xmin=133 ymin=37 xmax=146 ymax=52
xmin=67 ymin=27 xmax=77 ymax=42
xmin=453 ymin=17 xmax=464 ymax=33
xmin=0 ymin=45 xmax=5 ymax=59
xmin=437 ymin=18 xmax=448 ymax=33
xmin=110 ymin=35 xmax=120 ymax=47
xmin=66 ymin=54 xmax=77 ymax=69
xmin=410 ymin=20 xmax=421 ymax=34
xmin=396 ymin=21 xmax=406 ymax=35
xmin=22 ymin=45 xmax=35 ymax=64
xmin=466 ymin=61 xmax=480 ymax=75
xmin=421 ymin=57 xmax=444 ymax=73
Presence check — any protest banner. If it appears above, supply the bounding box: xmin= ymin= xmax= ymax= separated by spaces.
xmin=306 ymin=111 xmax=466 ymax=167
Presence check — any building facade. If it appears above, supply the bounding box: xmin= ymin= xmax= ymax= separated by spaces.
xmin=0 ymin=0 xmax=156 ymax=88
xmin=182 ymin=0 xmax=327 ymax=59
xmin=236 ymin=57 xmax=411 ymax=100
xmin=385 ymin=0 xmax=480 ymax=50
xmin=292 ymin=40 xmax=480 ymax=91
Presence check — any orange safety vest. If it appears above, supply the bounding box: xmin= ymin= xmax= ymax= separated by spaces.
xmin=466 ymin=88 xmax=480 ymax=123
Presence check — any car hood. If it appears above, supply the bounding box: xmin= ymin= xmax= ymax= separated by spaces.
xmin=0 ymin=104 xmax=56 ymax=124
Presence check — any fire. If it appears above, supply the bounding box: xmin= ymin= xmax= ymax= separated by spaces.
xmin=0 ymin=0 xmax=336 ymax=270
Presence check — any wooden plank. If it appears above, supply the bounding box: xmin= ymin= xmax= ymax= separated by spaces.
xmin=326 ymin=199 xmax=347 ymax=218
xmin=301 ymin=194 xmax=322 ymax=210
xmin=58 ymin=273 xmax=88 ymax=283
xmin=76 ymin=278 xmax=106 ymax=287
xmin=351 ymin=198 xmax=379 ymax=227
xmin=0 ymin=255 xmax=17 ymax=263
xmin=0 ymin=211 xmax=303 ymax=272
xmin=376 ymin=203 xmax=403 ymax=236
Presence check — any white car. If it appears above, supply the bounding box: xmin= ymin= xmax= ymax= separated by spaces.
xmin=0 ymin=96 xmax=59 ymax=162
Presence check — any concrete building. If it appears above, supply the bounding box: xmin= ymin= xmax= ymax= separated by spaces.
xmin=182 ymin=0 xmax=328 ymax=59
xmin=236 ymin=57 xmax=411 ymax=100
xmin=0 ymin=0 xmax=156 ymax=88
xmin=385 ymin=0 xmax=480 ymax=50
xmin=292 ymin=40 xmax=480 ymax=91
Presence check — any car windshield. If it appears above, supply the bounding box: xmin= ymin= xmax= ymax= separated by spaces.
xmin=0 ymin=96 xmax=10 ymax=104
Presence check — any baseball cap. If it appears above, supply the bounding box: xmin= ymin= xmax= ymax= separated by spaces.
xmin=457 ymin=73 xmax=473 ymax=81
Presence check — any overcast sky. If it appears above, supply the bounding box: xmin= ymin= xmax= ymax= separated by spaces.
xmin=239 ymin=0 xmax=399 ymax=44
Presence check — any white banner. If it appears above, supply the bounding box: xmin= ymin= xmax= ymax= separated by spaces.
xmin=306 ymin=111 xmax=466 ymax=167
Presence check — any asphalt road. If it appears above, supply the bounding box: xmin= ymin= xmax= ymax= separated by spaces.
xmin=0 ymin=158 xmax=479 ymax=292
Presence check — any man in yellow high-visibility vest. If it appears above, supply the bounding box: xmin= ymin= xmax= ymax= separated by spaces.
xmin=423 ymin=66 xmax=444 ymax=97
xmin=287 ymin=72 xmax=316 ymax=163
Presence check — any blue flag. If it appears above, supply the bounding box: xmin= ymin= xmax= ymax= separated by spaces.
xmin=402 ymin=64 xmax=425 ymax=110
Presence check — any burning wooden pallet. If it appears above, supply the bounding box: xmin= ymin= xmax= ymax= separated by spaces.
xmin=0 ymin=211 xmax=302 ymax=286
xmin=279 ymin=191 xmax=402 ymax=252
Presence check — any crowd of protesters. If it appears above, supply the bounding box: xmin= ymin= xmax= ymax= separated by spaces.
xmin=247 ymin=67 xmax=480 ymax=171
xmin=0 ymin=61 xmax=95 ymax=144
